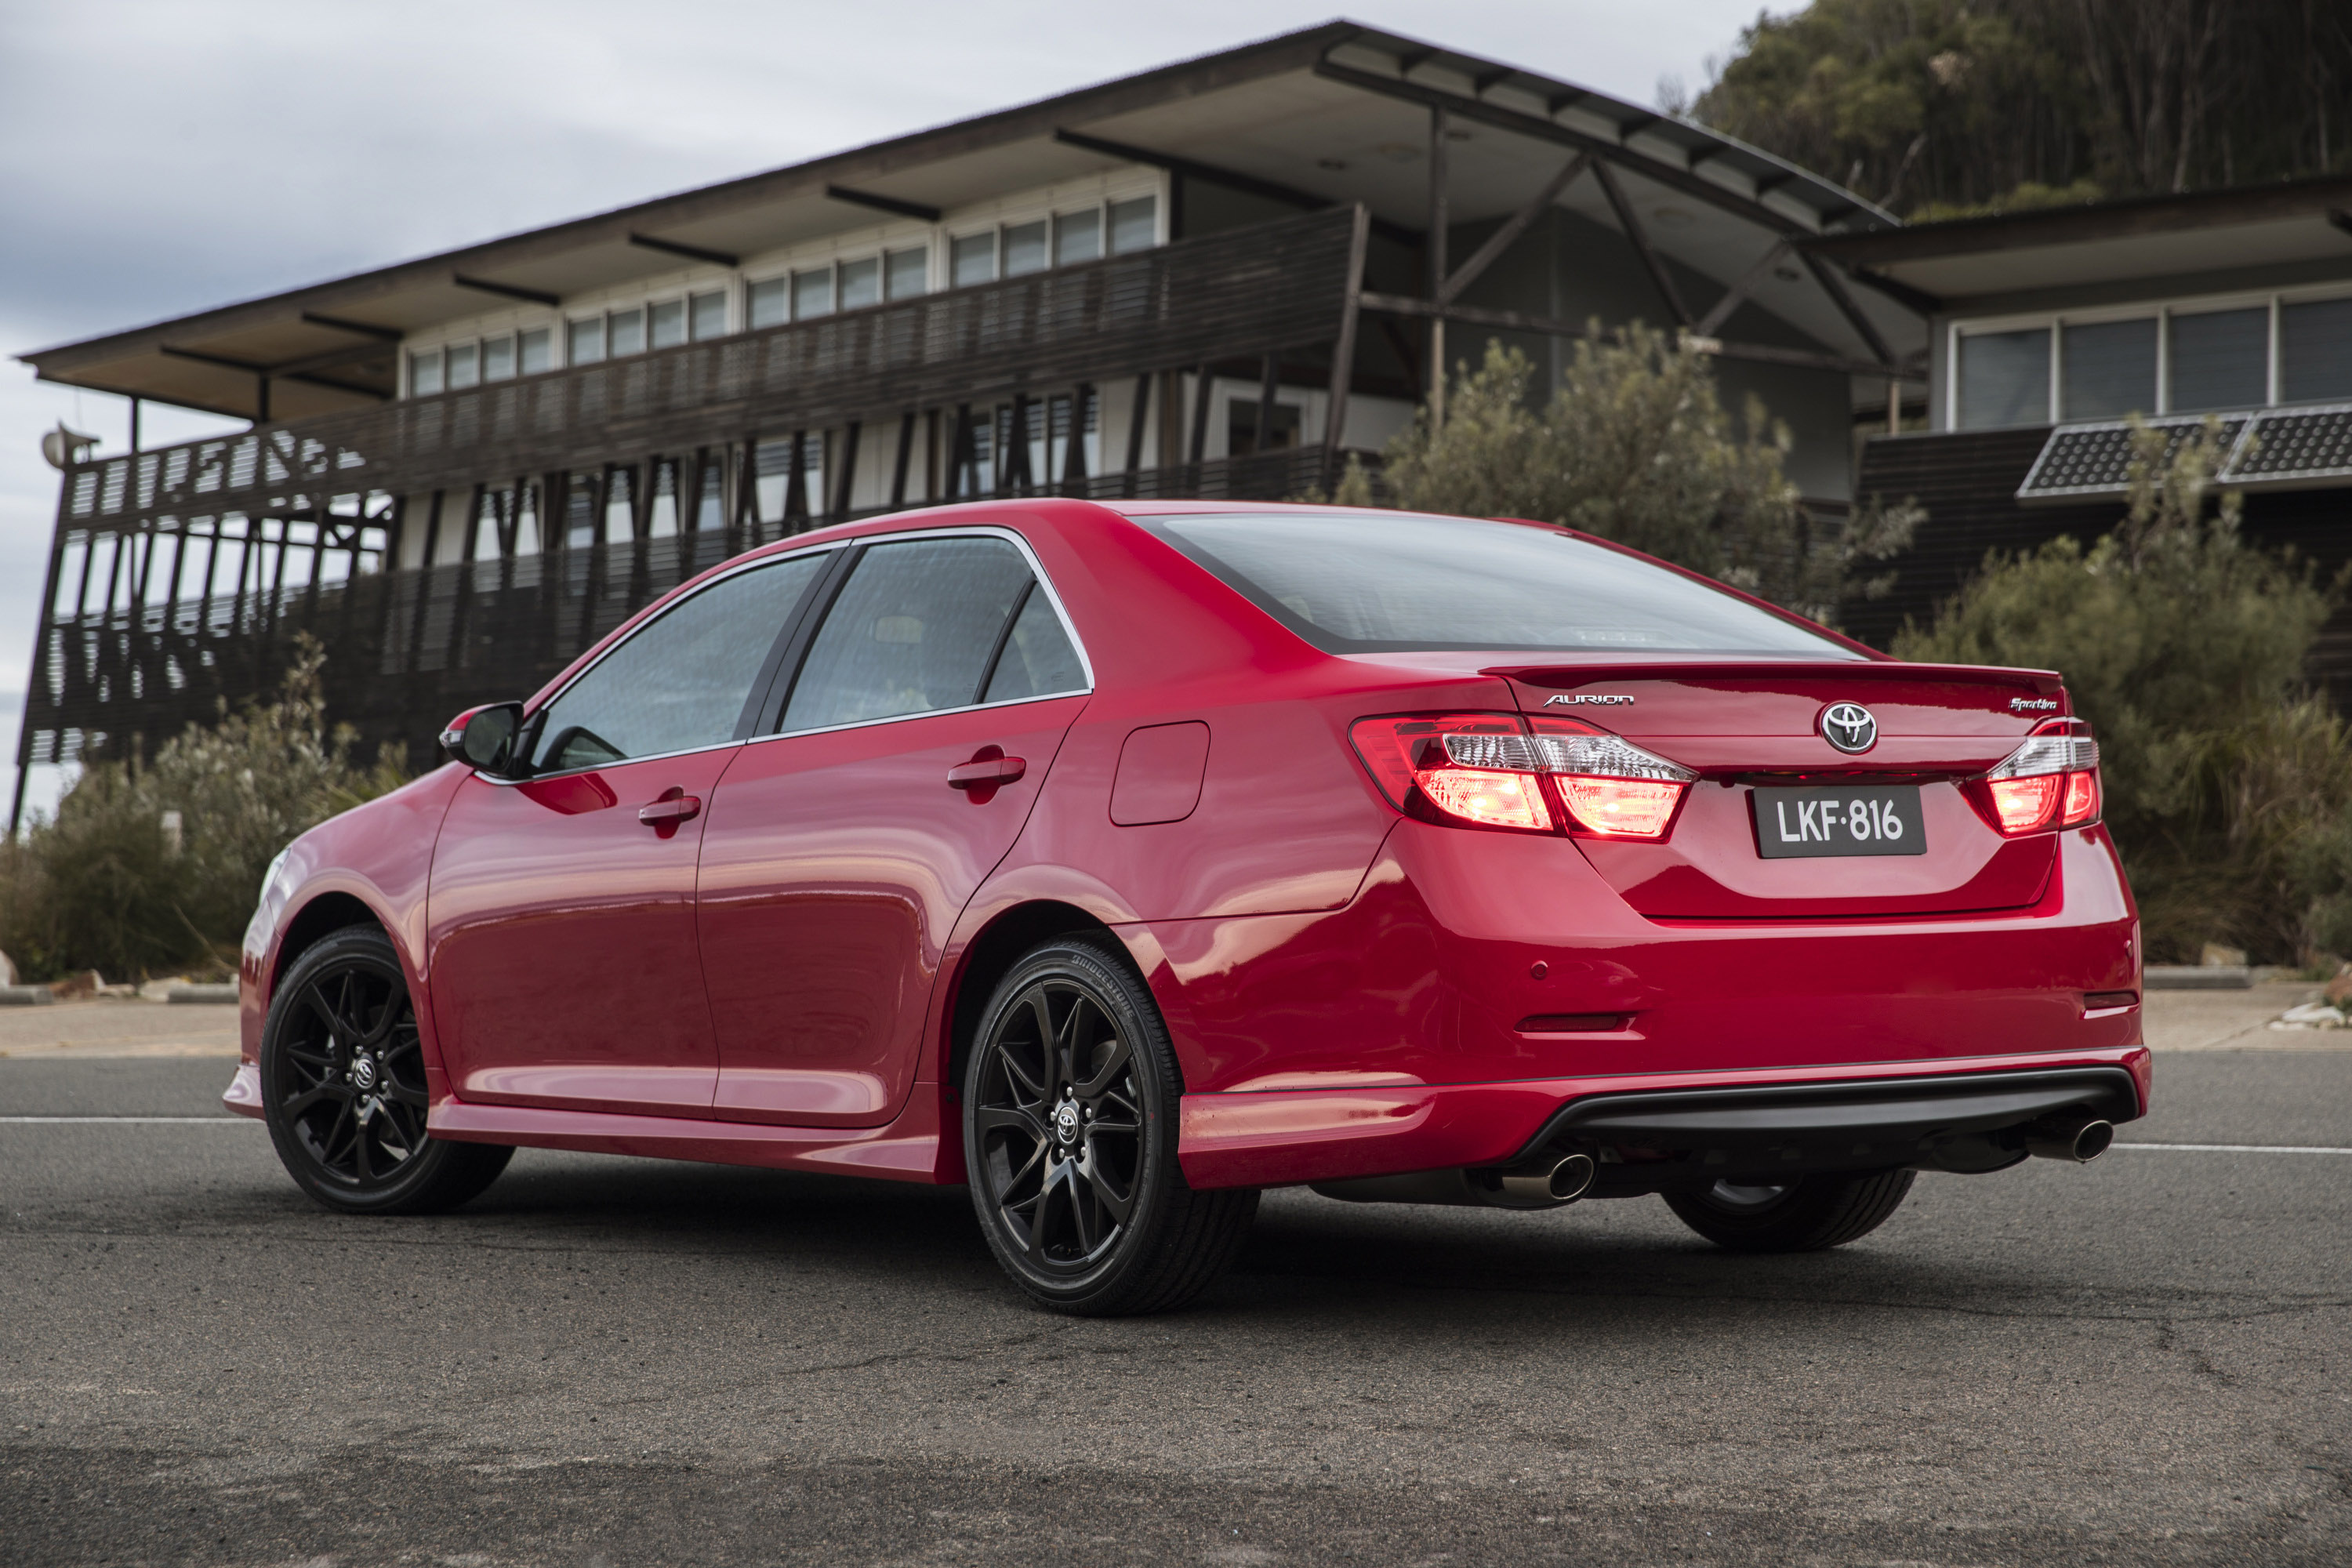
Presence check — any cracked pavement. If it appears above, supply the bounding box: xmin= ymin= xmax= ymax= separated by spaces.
xmin=2 ymin=1051 xmax=2347 ymax=1566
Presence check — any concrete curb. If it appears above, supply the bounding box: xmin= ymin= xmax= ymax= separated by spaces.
xmin=0 ymin=986 xmax=56 ymax=1007
xmin=2145 ymin=965 xmax=2255 ymax=990
xmin=168 ymin=984 xmax=240 ymax=1004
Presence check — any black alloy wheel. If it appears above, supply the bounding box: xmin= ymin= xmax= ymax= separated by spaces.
xmin=1663 ymin=1168 xmax=1916 ymax=1253
xmin=964 ymin=938 xmax=1257 ymax=1316
xmin=260 ymin=925 xmax=511 ymax=1215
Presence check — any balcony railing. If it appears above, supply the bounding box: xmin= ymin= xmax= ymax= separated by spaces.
xmin=56 ymin=207 xmax=1365 ymax=538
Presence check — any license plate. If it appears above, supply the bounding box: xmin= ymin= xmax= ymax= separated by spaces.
xmin=1751 ymin=785 xmax=1926 ymax=858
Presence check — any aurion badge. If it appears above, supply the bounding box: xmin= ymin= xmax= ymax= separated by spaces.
xmin=1820 ymin=702 xmax=1877 ymax=753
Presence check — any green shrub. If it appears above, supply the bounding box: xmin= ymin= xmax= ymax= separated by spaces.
xmin=0 ymin=637 xmax=405 ymax=982
xmin=1895 ymin=417 xmax=2347 ymax=963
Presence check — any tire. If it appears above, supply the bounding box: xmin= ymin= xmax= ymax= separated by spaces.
xmin=260 ymin=925 xmax=512 ymax=1216
xmin=1663 ymin=1168 xmax=1915 ymax=1253
xmin=963 ymin=938 xmax=1257 ymax=1316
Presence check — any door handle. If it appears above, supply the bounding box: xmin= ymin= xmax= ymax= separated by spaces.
xmin=947 ymin=754 xmax=1026 ymax=790
xmin=637 ymin=792 xmax=702 ymax=830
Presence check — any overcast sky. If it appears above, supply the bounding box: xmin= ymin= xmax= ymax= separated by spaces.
xmin=0 ymin=0 xmax=1784 ymax=825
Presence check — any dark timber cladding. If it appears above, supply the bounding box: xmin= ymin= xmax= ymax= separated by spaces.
xmin=20 ymin=211 xmax=1363 ymax=800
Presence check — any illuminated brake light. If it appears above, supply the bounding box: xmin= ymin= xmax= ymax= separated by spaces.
xmin=1419 ymin=768 xmax=1552 ymax=831
xmin=1347 ymin=713 xmax=1695 ymax=839
xmin=1559 ymin=776 xmax=1684 ymax=837
xmin=1982 ymin=719 xmax=2101 ymax=836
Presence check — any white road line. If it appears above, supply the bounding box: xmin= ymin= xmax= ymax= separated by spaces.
xmin=2112 ymin=1142 xmax=2352 ymax=1155
xmin=0 ymin=1116 xmax=253 ymax=1123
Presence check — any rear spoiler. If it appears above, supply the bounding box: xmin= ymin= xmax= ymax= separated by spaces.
xmin=1481 ymin=660 xmax=2067 ymax=696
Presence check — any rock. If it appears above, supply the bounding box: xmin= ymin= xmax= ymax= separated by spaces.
xmin=48 ymin=969 xmax=103 ymax=1000
xmin=2273 ymin=1002 xmax=2347 ymax=1029
xmin=0 ymin=949 xmax=15 ymax=986
xmin=2325 ymin=964 xmax=2352 ymax=1007
xmin=2200 ymin=942 xmax=2249 ymax=969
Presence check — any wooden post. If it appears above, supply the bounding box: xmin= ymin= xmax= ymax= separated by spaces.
xmin=1428 ymin=106 xmax=1449 ymax=426
xmin=1323 ymin=205 xmax=1371 ymax=488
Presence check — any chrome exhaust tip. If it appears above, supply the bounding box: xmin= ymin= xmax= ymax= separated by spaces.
xmin=1493 ymin=1151 xmax=1595 ymax=1206
xmin=2024 ymin=1113 xmax=2114 ymax=1163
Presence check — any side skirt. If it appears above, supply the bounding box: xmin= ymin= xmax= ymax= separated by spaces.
xmin=427 ymin=1087 xmax=955 ymax=1183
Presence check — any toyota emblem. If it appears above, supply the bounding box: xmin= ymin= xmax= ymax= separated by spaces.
xmin=1820 ymin=702 xmax=1878 ymax=753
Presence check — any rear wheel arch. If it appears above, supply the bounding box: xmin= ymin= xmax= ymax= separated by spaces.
xmin=946 ymin=902 xmax=1160 ymax=1098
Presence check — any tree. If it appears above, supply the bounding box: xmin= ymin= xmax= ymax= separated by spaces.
xmin=1894 ymin=419 xmax=2347 ymax=961
xmin=1341 ymin=331 xmax=1918 ymax=625
xmin=1690 ymin=0 xmax=2352 ymax=219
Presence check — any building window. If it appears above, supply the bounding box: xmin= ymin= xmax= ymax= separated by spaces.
xmin=748 ymin=277 xmax=788 ymax=328
xmin=1109 ymin=195 xmax=1157 ymax=254
xmin=519 ymin=327 xmax=552 ymax=374
xmin=2060 ymin=318 xmax=2156 ymax=421
xmin=793 ymin=267 xmax=835 ymax=319
xmin=410 ymin=350 xmax=444 ymax=396
xmin=951 ymin=232 xmax=996 ymax=287
xmin=568 ymin=317 xmax=606 ymax=365
xmin=840 ymin=256 xmax=881 ymax=310
xmin=650 ymin=298 xmax=688 ymax=350
xmin=2167 ymin=308 xmax=2266 ymax=412
xmin=887 ymin=246 xmax=928 ymax=299
xmin=481 ymin=335 xmax=517 ymax=383
xmin=1003 ymin=220 xmax=1048 ymax=278
xmin=1054 ymin=209 xmax=1101 ymax=266
xmin=446 ymin=342 xmax=480 ymax=390
xmin=609 ymin=307 xmax=646 ymax=357
xmin=2282 ymin=297 xmax=2352 ymax=403
xmin=690 ymin=289 xmax=728 ymax=339
xmin=1957 ymin=328 xmax=2050 ymax=429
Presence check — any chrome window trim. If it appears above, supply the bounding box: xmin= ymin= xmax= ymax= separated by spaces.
xmin=482 ymin=522 xmax=1092 ymax=782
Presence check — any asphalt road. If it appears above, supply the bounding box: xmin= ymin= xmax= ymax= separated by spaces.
xmin=3 ymin=1051 xmax=2347 ymax=1566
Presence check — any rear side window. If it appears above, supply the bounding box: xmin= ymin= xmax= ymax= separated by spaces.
xmin=531 ymin=554 xmax=826 ymax=772
xmin=782 ymin=538 xmax=1083 ymax=731
xmin=1139 ymin=511 xmax=1859 ymax=657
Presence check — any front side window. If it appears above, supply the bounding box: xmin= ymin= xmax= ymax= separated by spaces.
xmin=782 ymin=538 xmax=1065 ymax=731
xmin=1957 ymin=327 xmax=2051 ymax=429
xmin=1142 ymin=511 xmax=1860 ymax=657
xmin=532 ymin=554 xmax=828 ymax=772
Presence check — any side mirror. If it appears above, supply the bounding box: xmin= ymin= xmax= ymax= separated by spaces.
xmin=440 ymin=702 xmax=526 ymax=776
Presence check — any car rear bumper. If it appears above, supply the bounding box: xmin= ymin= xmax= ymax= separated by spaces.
xmin=1175 ymin=1045 xmax=2151 ymax=1189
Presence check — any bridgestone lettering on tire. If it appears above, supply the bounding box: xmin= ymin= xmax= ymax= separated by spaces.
xmin=964 ymin=938 xmax=1256 ymax=1316
xmin=260 ymin=925 xmax=512 ymax=1216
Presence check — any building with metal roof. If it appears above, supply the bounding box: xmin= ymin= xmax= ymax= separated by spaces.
xmin=14 ymin=20 xmax=1926 ymax=826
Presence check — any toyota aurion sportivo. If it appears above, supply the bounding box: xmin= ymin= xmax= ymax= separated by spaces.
xmin=227 ymin=502 xmax=2145 ymax=1315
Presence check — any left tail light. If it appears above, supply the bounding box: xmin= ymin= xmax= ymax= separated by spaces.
xmin=1349 ymin=713 xmax=1697 ymax=839
xmin=1980 ymin=720 xmax=2101 ymax=835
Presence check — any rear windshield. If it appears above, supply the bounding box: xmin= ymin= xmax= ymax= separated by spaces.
xmin=1138 ymin=511 xmax=1860 ymax=657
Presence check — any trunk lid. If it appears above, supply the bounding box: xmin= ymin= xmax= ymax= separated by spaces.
xmin=1489 ymin=659 xmax=2068 ymax=919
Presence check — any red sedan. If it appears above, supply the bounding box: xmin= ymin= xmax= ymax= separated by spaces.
xmin=227 ymin=502 xmax=2146 ymax=1315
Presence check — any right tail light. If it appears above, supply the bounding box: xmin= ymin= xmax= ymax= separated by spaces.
xmin=1979 ymin=720 xmax=2101 ymax=835
xmin=1349 ymin=713 xmax=1697 ymax=839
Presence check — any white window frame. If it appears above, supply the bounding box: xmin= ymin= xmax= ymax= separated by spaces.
xmin=1947 ymin=281 xmax=2352 ymax=430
